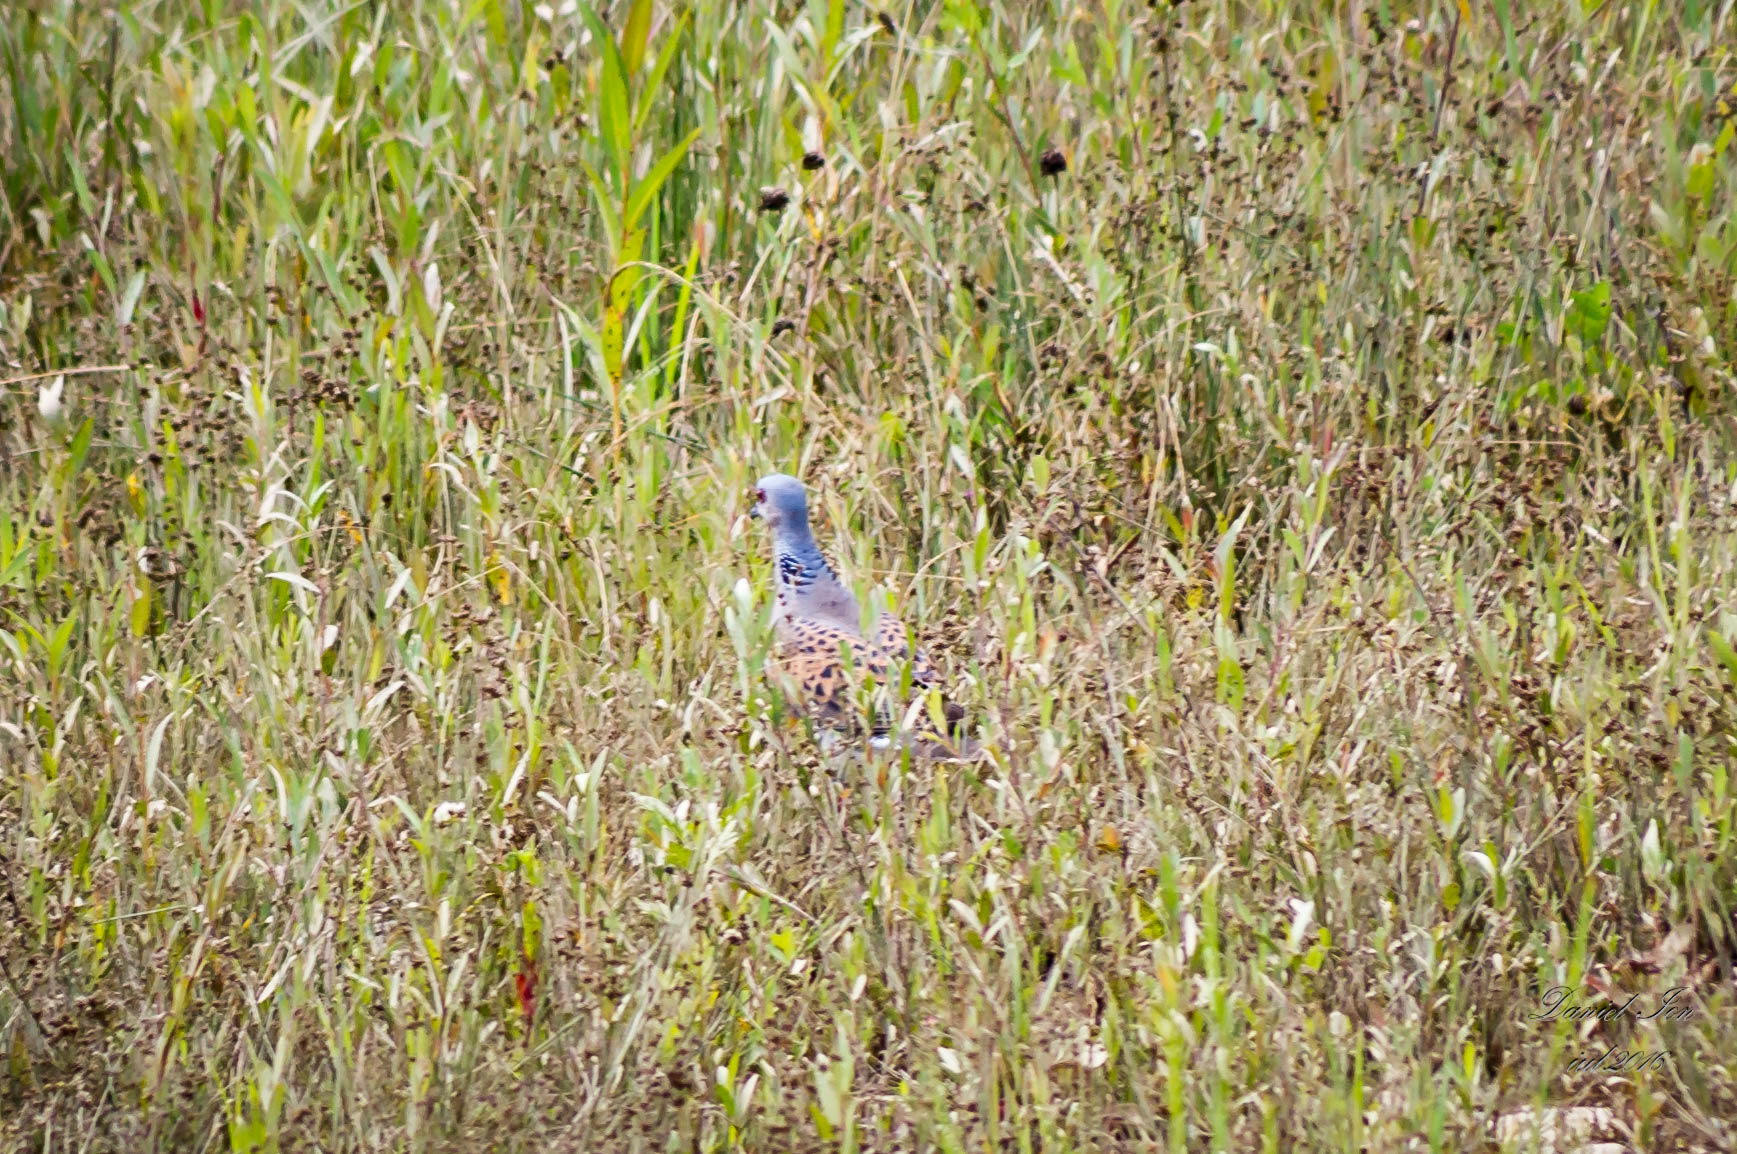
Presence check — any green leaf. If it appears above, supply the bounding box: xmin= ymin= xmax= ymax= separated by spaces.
xmin=824 ymin=0 xmax=845 ymax=63
xmin=1715 ymin=119 xmax=1736 ymax=160
xmin=1051 ymin=41 xmax=1090 ymax=88
xmin=1685 ymin=156 xmax=1715 ymax=200
xmin=0 ymin=538 xmax=30 ymax=589
xmin=522 ymin=900 xmax=543 ymax=958
xmin=580 ymin=3 xmax=631 ymax=178
xmin=664 ymin=236 xmax=701 ymax=390
xmin=1215 ymin=654 xmax=1244 ymax=710
xmin=68 ymin=418 xmax=95 ymax=475
xmin=601 ymin=225 xmax=649 ymax=382
xmin=130 ymin=583 xmax=153 ymax=638
xmin=46 ymin=614 xmax=76 ymax=673
xmin=621 ymin=0 xmax=653 ymax=77
xmin=1565 ymin=281 xmax=1611 ymax=345
xmin=602 ymin=299 xmax=626 ymax=384
xmin=87 ymin=246 xmax=116 ymax=298
xmin=633 ymin=14 xmax=690 ymax=132
xmin=946 ymin=0 xmax=982 ymax=35
xmin=1674 ymin=730 xmax=1695 ymax=794
xmin=1008 ymin=25 xmax=1045 ymax=72
xmin=550 ymin=60 xmax=572 ymax=110
xmin=624 ymin=127 xmax=700 ymax=232
xmin=579 ymin=159 xmax=622 ymax=258
xmin=63 ymin=143 xmax=96 ymax=218
xmin=255 ymin=163 xmax=303 ymax=236
xmin=614 ymin=228 xmax=646 ymax=305
xmin=1437 ymin=785 xmax=1465 ymax=839
xmin=808 ymin=1102 xmax=834 ymax=1141
xmin=1709 ymin=629 xmax=1737 ymax=687
xmin=1491 ymin=0 xmax=1518 ymax=75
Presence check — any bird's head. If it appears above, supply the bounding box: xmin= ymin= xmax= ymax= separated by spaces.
xmin=749 ymin=473 xmax=809 ymax=532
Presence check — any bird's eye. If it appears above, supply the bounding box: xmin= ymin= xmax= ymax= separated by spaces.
xmin=755 ymin=488 xmax=766 ymax=503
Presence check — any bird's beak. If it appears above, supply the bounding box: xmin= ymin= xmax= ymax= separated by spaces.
xmin=748 ymin=492 xmax=762 ymax=520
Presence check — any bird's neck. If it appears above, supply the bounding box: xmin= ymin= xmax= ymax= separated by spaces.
xmin=773 ymin=527 xmax=840 ymax=589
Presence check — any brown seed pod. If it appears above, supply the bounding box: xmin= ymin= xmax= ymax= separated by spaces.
xmin=758 ymin=187 xmax=791 ymax=212
xmin=802 ymin=151 xmax=825 ymax=170
xmin=1039 ymin=148 xmax=1068 ymax=176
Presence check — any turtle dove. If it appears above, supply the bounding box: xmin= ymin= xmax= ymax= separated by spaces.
xmin=749 ymin=474 xmax=975 ymax=760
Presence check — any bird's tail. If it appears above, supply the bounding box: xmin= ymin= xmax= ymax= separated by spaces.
xmin=870 ymin=701 xmax=983 ymax=762
xmin=910 ymin=732 xmax=983 ymax=762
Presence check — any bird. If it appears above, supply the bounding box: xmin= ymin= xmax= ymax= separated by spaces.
xmin=748 ymin=473 xmax=976 ymax=760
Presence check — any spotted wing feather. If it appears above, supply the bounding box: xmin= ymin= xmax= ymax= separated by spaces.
xmin=869 ymin=612 xmax=937 ymax=686
xmin=870 ymin=614 xmax=974 ymax=755
xmin=769 ymin=616 xmax=864 ymax=724
xmin=771 ymin=612 xmax=934 ymax=723
xmin=767 ymin=604 xmax=973 ymax=760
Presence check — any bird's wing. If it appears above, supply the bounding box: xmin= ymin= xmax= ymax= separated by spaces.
xmin=769 ymin=616 xmax=861 ymax=724
xmin=867 ymin=614 xmax=973 ymax=755
xmin=870 ymin=611 xmax=937 ymax=686
xmin=769 ymin=612 xmax=976 ymax=760
xmin=771 ymin=612 xmax=932 ymax=722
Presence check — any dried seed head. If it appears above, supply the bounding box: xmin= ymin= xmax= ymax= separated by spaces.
xmin=1039 ymin=148 xmax=1068 ymax=176
xmin=758 ymin=187 xmax=791 ymax=212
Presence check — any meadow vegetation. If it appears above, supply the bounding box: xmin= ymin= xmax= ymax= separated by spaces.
xmin=2 ymin=0 xmax=1737 ymax=1148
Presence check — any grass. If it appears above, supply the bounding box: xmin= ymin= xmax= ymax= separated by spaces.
xmin=2 ymin=0 xmax=1736 ymax=1148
